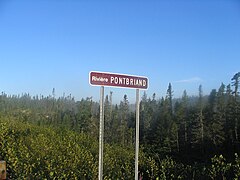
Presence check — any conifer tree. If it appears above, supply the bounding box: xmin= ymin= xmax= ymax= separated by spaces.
xmin=167 ymin=83 xmax=174 ymax=115
xmin=231 ymin=72 xmax=240 ymax=97
xmin=175 ymin=90 xmax=189 ymax=152
xmin=166 ymin=83 xmax=179 ymax=152
xmin=213 ymin=84 xmax=225 ymax=147
xmin=225 ymin=84 xmax=235 ymax=150
xmin=119 ymin=94 xmax=129 ymax=145
xmin=104 ymin=95 xmax=111 ymax=143
xmin=231 ymin=72 xmax=240 ymax=149
xmin=191 ymin=85 xmax=205 ymax=153
xmin=140 ymin=91 xmax=148 ymax=142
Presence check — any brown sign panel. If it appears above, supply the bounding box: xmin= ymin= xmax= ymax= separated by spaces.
xmin=90 ymin=71 xmax=148 ymax=89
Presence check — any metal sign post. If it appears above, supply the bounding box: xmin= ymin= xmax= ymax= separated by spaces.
xmin=99 ymin=86 xmax=104 ymax=180
xmin=135 ymin=89 xmax=140 ymax=180
xmin=89 ymin=71 xmax=148 ymax=180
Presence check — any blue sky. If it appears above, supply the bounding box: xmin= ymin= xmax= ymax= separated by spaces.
xmin=0 ymin=0 xmax=240 ymax=103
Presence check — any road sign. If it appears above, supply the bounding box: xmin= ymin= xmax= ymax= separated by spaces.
xmin=90 ymin=71 xmax=148 ymax=89
xmin=90 ymin=71 xmax=149 ymax=180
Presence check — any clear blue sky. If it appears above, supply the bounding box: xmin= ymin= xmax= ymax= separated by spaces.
xmin=0 ymin=0 xmax=240 ymax=103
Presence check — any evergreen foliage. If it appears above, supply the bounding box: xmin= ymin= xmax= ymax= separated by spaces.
xmin=0 ymin=72 xmax=240 ymax=179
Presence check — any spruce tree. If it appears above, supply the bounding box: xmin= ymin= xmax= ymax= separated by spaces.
xmin=191 ymin=85 xmax=205 ymax=154
xmin=119 ymin=94 xmax=130 ymax=145
xmin=231 ymin=72 xmax=240 ymax=150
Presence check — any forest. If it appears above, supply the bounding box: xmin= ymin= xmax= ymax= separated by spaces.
xmin=0 ymin=72 xmax=240 ymax=179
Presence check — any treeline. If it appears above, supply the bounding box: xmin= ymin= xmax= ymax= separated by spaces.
xmin=142 ymin=72 xmax=240 ymax=162
xmin=0 ymin=73 xmax=240 ymax=165
xmin=142 ymin=82 xmax=240 ymax=163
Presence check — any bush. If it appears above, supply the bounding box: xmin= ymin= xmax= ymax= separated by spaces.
xmin=0 ymin=117 xmax=157 ymax=179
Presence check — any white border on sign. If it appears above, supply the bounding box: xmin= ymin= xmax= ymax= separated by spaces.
xmin=89 ymin=70 xmax=149 ymax=90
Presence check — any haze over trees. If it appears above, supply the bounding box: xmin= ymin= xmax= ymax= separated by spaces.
xmin=0 ymin=72 xmax=240 ymax=179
